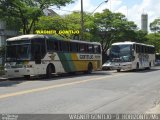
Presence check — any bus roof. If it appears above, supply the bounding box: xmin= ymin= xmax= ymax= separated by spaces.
xmin=6 ymin=34 xmax=100 ymax=45
xmin=112 ymin=41 xmax=154 ymax=47
xmin=6 ymin=34 xmax=45 ymax=41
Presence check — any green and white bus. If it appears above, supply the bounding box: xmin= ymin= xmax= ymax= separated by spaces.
xmin=4 ymin=34 xmax=102 ymax=78
xmin=108 ymin=41 xmax=155 ymax=72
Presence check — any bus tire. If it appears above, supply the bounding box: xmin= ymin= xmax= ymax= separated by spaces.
xmin=136 ymin=63 xmax=139 ymax=71
xmin=24 ymin=75 xmax=30 ymax=80
xmin=46 ymin=64 xmax=55 ymax=78
xmin=117 ymin=69 xmax=121 ymax=72
xmin=86 ymin=63 xmax=93 ymax=74
xmin=147 ymin=62 xmax=151 ymax=70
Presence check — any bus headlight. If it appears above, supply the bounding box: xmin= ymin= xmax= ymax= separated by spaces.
xmin=4 ymin=63 xmax=11 ymax=69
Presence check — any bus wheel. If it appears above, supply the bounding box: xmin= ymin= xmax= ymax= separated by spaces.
xmin=136 ymin=63 xmax=139 ymax=71
xmin=117 ymin=69 xmax=121 ymax=72
xmin=87 ymin=63 xmax=93 ymax=74
xmin=24 ymin=75 xmax=30 ymax=80
xmin=46 ymin=64 xmax=55 ymax=78
xmin=147 ymin=62 xmax=151 ymax=70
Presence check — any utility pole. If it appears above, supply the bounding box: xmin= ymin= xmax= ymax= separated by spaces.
xmin=81 ymin=0 xmax=84 ymax=40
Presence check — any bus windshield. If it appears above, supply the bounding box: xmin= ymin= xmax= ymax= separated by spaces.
xmin=110 ymin=45 xmax=132 ymax=62
xmin=6 ymin=44 xmax=31 ymax=62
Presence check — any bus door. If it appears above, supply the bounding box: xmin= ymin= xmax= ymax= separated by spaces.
xmin=32 ymin=44 xmax=42 ymax=74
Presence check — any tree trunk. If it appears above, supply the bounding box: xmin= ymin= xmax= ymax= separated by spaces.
xmin=102 ymin=51 xmax=109 ymax=64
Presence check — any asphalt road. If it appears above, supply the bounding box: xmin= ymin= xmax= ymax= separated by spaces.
xmin=0 ymin=67 xmax=160 ymax=114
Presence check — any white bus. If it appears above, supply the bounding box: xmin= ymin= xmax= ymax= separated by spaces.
xmin=4 ymin=34 xmax=102 ymax=79
xmin=108 ymin=41 xmax=155 ymax=72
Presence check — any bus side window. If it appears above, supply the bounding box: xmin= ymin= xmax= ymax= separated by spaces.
xmin=47 ymin=39 xmax=59 ymax=51
xmin=136 ymin=44 xmax=139 ymax=53
xmin=80 ymin=44 xmax=85 ymax=53
xmin=54 ymin=41 xmax=59 ymax=51
xmin=94 ymin=45 xmax=101 ymax=54
xmin=145 ymin=46 xmax=149 ymax=53
xmin=32 ymin=38 xmax=46 ymax=57
xmin=148 ymin=47 xmax=150 ymax=54
xmin=133 ymin=44 xmax=136 ymax=50
xmin=61 ymin=41 xmax=69 ymax=52
xmin=139 ymin=45 xmax=142 ymax=53
xmin=151 ymin=47 xmax=155 ymax=54
xmin=153 ymin=47 xmax=155 ymax=53
xmin=88 ymin=44 xmax=94 ymax=53
xmin=70 ymin=42 xmax=78 ymax=52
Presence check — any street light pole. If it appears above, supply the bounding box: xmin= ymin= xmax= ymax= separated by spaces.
xmin=80 ymin=0 xmax=109 ymax=40
xmin=91 ymin=0 xmax=109 ymax=15
xmin=81 ymin=0 xmax=84 ymax=40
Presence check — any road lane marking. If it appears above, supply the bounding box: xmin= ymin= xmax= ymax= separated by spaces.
xmin=0 ymin=73 xmax=128 ymax=99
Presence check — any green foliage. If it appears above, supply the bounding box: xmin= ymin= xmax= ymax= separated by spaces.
xmin=35 ymin=12 xmax=95 ymax=40
xmin=0 ymin=46 xmax=5 ymax=58
xmin=0 ymin=0 xmax=74 ymax=34
xmin=146 ymin=33 xmax=160 ymax=53
xmin=134 ymin=30 xmax=148 ymax=43
xmin=35 ymin=9 xmax=151 ymax=56
xmin=0 ymin=65 xmax=4 ymax=76
xmin=0 ymin=46 xmax=5 ymax=66
xmin=93 ymin=9 xmax=137 ymax=53
xmin=150 ymin=18 xmax=160 ymax=33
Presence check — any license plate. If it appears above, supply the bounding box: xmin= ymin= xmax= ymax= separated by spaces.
xmin=14 ymin=70 xmax=19 ymax=72
xmin=115 ymin=63 xmax=119 ymax=66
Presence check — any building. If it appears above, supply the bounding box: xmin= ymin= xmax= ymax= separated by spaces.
xmin=0 ymin=20 xmax=19 ymax=47
xmin=43 ymin=9 xmax=59 ymax=16
xmin=141 ymin=14 xmax=148 ymax=32
xmin=0 ymin=20 xmax=19 ymax=64
xmin=0 ymin=9 xmax=58 ymax=48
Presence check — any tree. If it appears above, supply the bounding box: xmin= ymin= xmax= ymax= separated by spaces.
xmin=93 ymin=9 xmax=137 ymax=55
xmin=0 ymin=0 xmax=74 ymax=34
xmin=35 ymin=11 xmax=95 ymax=40
xmin=0 ymin=46 xmax=5 ymax=65
xmin=150 ymin=18 xmax=160 ymax=33
xmin=134 ymin=30 xmax=148 ymax=43
xmin=146 ymin=33 xmax=160 ymax=53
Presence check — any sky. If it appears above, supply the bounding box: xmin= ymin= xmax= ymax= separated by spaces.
xmin=52 ymin=0 xmax=160 ymax=30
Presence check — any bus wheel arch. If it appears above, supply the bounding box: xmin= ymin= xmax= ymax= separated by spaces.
xmin=24 ymin=75 xmax=30 ymax=80
xmin=117 ymin=69 xmax=121 ymax=72
xmin=46 ymin=63 xmax=55 ymax=78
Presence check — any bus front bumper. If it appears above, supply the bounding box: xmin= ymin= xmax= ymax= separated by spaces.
xmin=110 ymin=63 xmax=132 ymax=70
xmin=4 ymin=68 xmax=35 ymax=78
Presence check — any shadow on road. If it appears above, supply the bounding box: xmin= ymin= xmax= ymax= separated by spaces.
xmin=117 ymin=67 xmax=160 ymax=73
xmin=0 ymin=80 xmax=24 ymax=87
xmin=0 ymin=71 xmax=112 ymax=87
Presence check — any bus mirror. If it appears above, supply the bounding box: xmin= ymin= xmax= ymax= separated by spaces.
xmin=107 ymin=49 xmax=110 ymax=55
